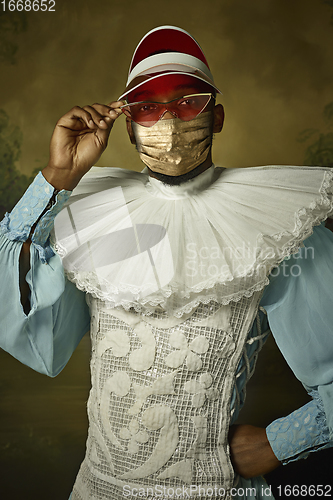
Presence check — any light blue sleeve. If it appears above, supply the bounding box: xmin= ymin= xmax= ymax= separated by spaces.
xmin=0 ymin=172 xmax=90 ymax=377
xmin=260 ymin=223 xmax=333 ymax=389
xmin=261 ymin=223 xmax=333 ymax=458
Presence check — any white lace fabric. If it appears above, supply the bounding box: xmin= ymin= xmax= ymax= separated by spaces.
xmin=71 ymin=292 xmax=261 ymax=500
xmin=52 ymin=164 xmax=333 ymax=318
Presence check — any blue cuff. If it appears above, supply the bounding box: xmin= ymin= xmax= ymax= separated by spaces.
xmin=266 ymin=390 xmax=333 ymax=464
xmin=32 ymin=189 xmax=70 ymax=247
xmin=0 ymin=171 xmax=71 ymax=262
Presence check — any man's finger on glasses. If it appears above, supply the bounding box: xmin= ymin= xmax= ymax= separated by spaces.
xmin=87 ymin=103 xmax=119 ymax=123
xmin=106 ymin=101 xmax=125 ymax=117
xmin=82 ymin=105 xmax=112 ymax=129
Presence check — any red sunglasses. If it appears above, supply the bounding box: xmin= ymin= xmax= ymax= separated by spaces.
xmin=120 ymin=93 xmax=215 ymax=127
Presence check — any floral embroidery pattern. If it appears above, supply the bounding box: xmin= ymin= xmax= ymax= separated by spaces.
xmin=119 ymin=406 xmax=179 ymax=480
xmin=165 ymin=331 xmax=209 ymax=371
xmin=128 ymin=371 xmax=176 ymax=415
xmin=119 ymin=418 xmax=149 ymax=454
xmin=184 ymin=373 xmax=219 ymax=408
xmin=103 ymin=371 xmax=131 ymax=398
xmin=129 ymin=323 xmax=156 ymax=371
xmin=186 ymin=416 xmax=208 ymax=460
xmin=97 ymin=329 xmax=130 ymax=358
xmin=100 ymin=372 xmax=132 ymax=449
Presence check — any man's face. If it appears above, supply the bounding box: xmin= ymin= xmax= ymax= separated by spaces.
xmin=125 ymin=75 xmax=224 ymax=184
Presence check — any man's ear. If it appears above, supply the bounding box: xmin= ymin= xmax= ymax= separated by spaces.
xmin=126 ymin=117 xmax=136 ymax=144
xmin=213 ymin=104 xmax=224 ymax=134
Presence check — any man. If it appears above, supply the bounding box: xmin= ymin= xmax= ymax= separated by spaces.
xmin=1 ymin=26 xmax=333 ymax=500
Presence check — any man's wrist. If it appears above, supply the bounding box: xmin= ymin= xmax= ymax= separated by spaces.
xmin=229 ymin=424 xmax=280 ymax=479
xmin=42 ymin=163 xmax=83 ymax=191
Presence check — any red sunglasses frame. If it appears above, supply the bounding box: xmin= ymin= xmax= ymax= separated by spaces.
xmin=120 ymin=93 xmax=215 ymax=127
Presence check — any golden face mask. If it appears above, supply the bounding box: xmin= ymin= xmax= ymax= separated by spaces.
xmin=132 ymin=112 xmax=214 ymax=176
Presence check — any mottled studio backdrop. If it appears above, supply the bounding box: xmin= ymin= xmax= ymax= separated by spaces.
xmin=0 ymin=0 xmax=333 ymax=499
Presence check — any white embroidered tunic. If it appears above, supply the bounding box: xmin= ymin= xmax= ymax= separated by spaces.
xmin=71 ymin=293 xmax=262 ymax=499
xmin=51 ymin=164 xmax=333 ymax=499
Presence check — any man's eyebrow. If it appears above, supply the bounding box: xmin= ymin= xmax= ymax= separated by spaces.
xmin=131 ymin=84 xmax=201 ymax=101
xmin=174 ymin=84 xmax=196 ymax=90
xmin=131 ymin=90 xmax=155 ymax=100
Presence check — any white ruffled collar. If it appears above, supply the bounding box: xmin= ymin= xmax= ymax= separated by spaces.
xmin=146 ymin=165 xmax=218 ymax=199
xmin=53 ymin=165 xmax=333 ymax=317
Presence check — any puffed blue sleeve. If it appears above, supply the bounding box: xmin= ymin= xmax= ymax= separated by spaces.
xmin=261 ymin=223 xmax=333 ymax=389
xmin=0 ymin=172 xmax=90 ymax=377
xmin=261 ymin=223 xmax=333 ymax=457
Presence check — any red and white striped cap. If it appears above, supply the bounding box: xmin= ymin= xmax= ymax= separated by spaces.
xmin=118 ymin=25 xmax=221 ymax=100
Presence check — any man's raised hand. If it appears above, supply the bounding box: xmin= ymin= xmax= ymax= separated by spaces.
xmin=42 ymin=101 xmax=123 ymax=191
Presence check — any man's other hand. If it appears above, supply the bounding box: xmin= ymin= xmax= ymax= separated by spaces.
xmin=228 ymin=424 xmax=281 ymax=479
xmin=42 ymin=101 xmax=123 ymax=190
